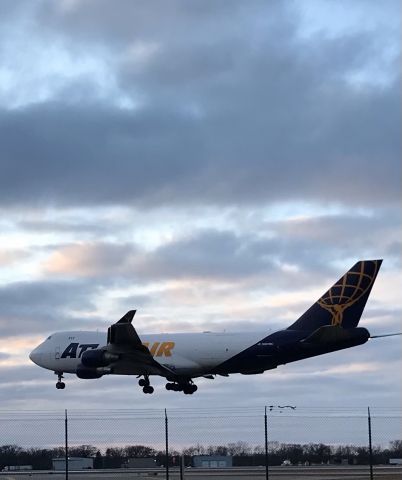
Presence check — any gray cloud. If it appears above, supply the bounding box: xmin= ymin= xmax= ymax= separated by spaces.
xmin=29 ymin=216 xmax=400 ymax=337
xmin=41 ymin=208 xmax=401 ymax=285
xmin=262 ymin=211 xmax=401 ymax=269
xmin=0 ymin=84 xmax=398 ymax=210
xmin=40 ymin=231 xmax=295 ymax=286
xmin=0 ymin=280 xmax=98 ymax=336
xmin=0 ymin=0 xmax=30 ymax=24
xmin=0 ymin=1 xmax=399 ymax=209
xmin=137 ymin=230 xmax=277 ymax=281
xmin=36 ymin=1 xmax=287 ymax=47
xmin=17 ymin=219 xmax=109 ymax=235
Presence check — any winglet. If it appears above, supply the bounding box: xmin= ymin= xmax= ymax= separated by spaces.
xmin=117 ymin=310 xmax=136 ymax=324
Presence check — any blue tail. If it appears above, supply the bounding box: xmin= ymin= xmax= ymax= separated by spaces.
xmin=288 ymin=260 xmax=382 ymax=331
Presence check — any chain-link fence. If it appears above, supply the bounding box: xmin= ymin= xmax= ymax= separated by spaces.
xmin=0 ymin=407 xmax=401 ymax=479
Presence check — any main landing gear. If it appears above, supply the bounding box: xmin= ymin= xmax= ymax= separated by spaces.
xmin=138 ymin=375 xmax=154 ymax=394
xmin=55 ymin=372 xmax=65 ymax=390
xmin=166 ymin=381 xmax=198 ymax=395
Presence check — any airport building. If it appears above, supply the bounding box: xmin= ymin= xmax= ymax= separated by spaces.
xmin=52 ymin=457 xmax=93 ymax=470
xmin=192 ymin=455 xmax=233 ymax=468
xmin=124 ymin=458 xmax=158 ymax=468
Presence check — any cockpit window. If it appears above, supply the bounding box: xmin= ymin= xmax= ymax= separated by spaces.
xmin=47 ymin=336 xmax=52 ymax=340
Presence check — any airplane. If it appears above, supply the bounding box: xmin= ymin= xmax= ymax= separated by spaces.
xmin=29 ymin=259 xmax=401 ymax=395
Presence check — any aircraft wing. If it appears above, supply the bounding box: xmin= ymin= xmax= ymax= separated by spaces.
xmin=105 ymin=310 xmax=176 ymax=377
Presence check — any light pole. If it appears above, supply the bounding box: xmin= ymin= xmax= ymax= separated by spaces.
xmin=165 ymin=409 xmax=169 ymax=480
xmin=264 ymin=405 xmax=296 ymax=480
xmin=368 ymin=407 xmax=373 ymax=480
xmin=65 ymin=409 xmax=68 ymax=480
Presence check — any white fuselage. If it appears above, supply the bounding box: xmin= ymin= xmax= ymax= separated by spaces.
xmin=30 ymin=330 xmax=268 ymax=377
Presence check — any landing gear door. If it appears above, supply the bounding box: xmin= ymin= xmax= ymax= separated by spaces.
xmin=55 ymin=346 xmax=60 ymax=360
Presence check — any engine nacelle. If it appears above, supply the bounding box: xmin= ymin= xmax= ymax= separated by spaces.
xmin=81 ymin=349 xmax=119 ymax=368
xmin=76 ymin=365 xmax=103 ymax=379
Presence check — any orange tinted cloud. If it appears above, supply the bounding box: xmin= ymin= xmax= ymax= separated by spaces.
xmin=0 ymin=248 xmax=28 ymax=266
xmin=43 ymin=242 xmax=134 ymax=277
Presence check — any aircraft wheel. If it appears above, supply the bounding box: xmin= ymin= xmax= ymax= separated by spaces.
xmin=183 ymin=384 xmax=197 ymax=395
xmin=143 ymin=385 xmax=154 ymax=394
xmin=139 ymin=378 xmax=146 ymax=387
xmin=165 ymin=383 xmax=173 ymax=391
xmin=56 ymin=381 xmax=65 ymax=390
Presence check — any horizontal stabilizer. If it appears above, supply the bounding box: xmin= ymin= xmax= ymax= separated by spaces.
xmin=301 ymin=325 xmax=370 ymax=347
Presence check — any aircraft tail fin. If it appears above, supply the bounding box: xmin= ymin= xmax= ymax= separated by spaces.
xmin=288 ymin=259 xmax=382 ymax=331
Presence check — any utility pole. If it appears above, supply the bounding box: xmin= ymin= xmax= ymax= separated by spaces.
xmin=264 ymin=406 xmax=269 ymax=480
xmin=368 ymin=407 xmax=374 ymax=480
xmin=179 ymin=454 xmax=185 ymax=480
xmin=65 ymin=409 xmax=68 ymax=480
xmin=165 ymin=408 xmax=169 ymax=480
xmin=264 ymin=405 xmax=296 ymax=480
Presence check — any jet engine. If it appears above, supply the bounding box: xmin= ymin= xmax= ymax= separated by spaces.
xmin=76 ymin=365 xmax=103 ymax=379
xmin=81 ymin=349 xmax=119 ymax=368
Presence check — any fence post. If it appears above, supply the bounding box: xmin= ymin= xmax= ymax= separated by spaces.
xmin=180 ymin=454 xmax=185 ymax=480
xmin=165 ymin=408 xmax=169 ymax=480
xmin=368 ymin=407 xmax=373 ymax=480
xmin=264 ymin=406 xmax=269 ymax=480
xmin=65 ymin=409 xmax=68 ymax=480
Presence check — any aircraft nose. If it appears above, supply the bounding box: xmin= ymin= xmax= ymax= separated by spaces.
xmin=29 ymin=347 xmax=42 ymax=365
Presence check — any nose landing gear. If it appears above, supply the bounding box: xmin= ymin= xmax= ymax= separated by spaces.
xmin=138 ymin=375 xmax=154 ymax=394
xmin=55 ymin=372 xmax=65 ymax=390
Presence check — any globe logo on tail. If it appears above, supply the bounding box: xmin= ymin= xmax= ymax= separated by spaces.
xmin=317 ymin=260 xmax=380 ymax=327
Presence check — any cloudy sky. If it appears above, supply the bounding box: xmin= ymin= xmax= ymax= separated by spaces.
xmin=0 ymin=0 xmax=400 ymax=445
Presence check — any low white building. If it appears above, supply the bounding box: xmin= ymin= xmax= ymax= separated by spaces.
xmin=192 ymin=455 xmax=232 ymax=468
xmin=52 ymin=457 xmax=93 ymax=470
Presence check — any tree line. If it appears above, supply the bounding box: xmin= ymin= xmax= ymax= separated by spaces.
xmin=0 ymin=440 xmax=401 ymax=470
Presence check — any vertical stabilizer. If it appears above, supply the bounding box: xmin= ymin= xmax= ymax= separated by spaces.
xmin=288 ymin=260 xmax=382 ymax=331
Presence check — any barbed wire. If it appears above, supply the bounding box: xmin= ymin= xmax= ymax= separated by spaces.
xmin=0 ymin=406 xmax=400 ymax=421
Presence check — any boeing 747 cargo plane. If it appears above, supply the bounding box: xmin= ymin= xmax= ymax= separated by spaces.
xmin=30 ymin=260 xmax=400 ymax=395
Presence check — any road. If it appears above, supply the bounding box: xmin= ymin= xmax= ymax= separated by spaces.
xmin=1 ymin=466 xmax=402 ymax=480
